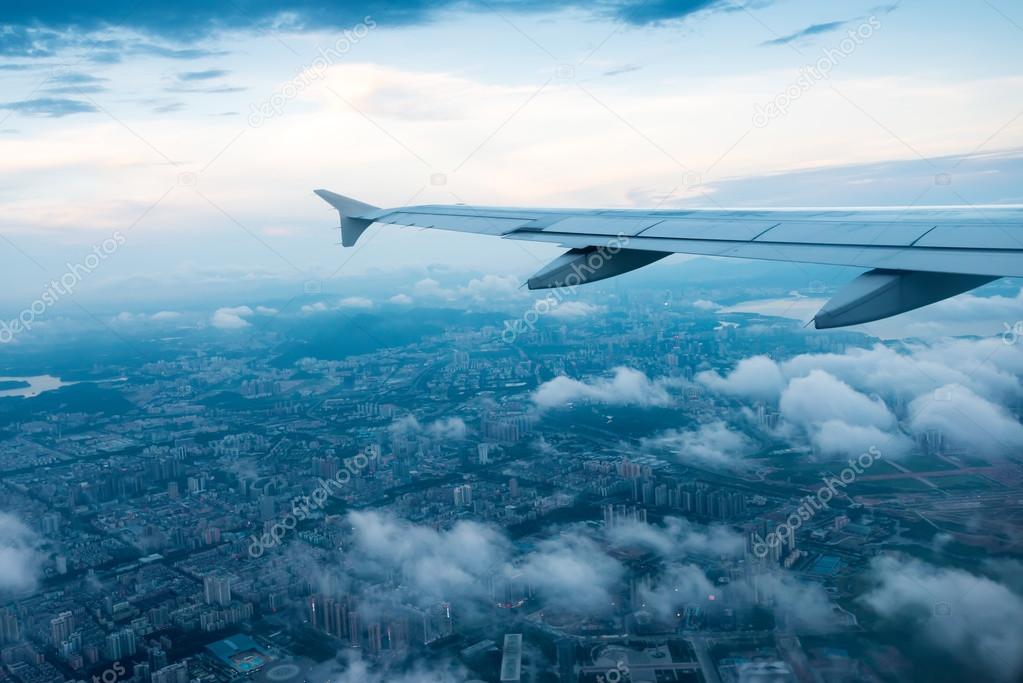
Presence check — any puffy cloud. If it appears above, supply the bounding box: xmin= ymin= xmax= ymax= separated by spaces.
xmin=390 ymin=415 xmax=467 ymax=441
xmin=300 ymin=302 xmax=328 ymax=314
xmin=517 ymin=533 xmax=624 ymax=614
xmin=782 ymin=340 xmax=1023 ymax=407
xmin=636 ymin=563 xmax=718 ymax=620
xmin=211 ymin=305 xmax=254 ymax=329
xmin=746 ymin=571 xmax=839 ymax=633
xmin=546 ymin=300 xmax=606 ymax=319
xmin=692 ymin=299 xmax=720 ymax=311
xmin=810 ymin=420 xmax=912 ymax=459
xmin=389 ymin=293 xmax=413 ymax=305
xmin=413 ymin=275 xmax=524 ymax=303
xmin=339 ymin=296 xmax=373 ymax=309
xmin=908 ymin=384 xmax=1023 ymax=456
xmin=780 ymin=370 xmax=895 ymax=431
xmin=150 ymin=310 xmax=180 ymax=320
xmin=0 ymin=512 xmax=43 ymax=594
xmin=697 ymin=355 xmax=786 ymax=401
xmin=533 ymin=366 xmax=680 ymax=408
xmin=861 ymin=555 xmax=1023 ymax=682
xmin=607 ymin=517 xmax=744 ymax=558
xmin=641 ymin=421 xmax=757 ymax=469
xmin=696 ymin=338 xmax=1023 ymax=459
xmin=307 ymin=653 xmax=467 ymax=683
xmin=345 ymin=511 xmax=507 ymax=605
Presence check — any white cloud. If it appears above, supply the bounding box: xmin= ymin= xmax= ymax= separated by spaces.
xmin=211 ymin=305 xmax=254 ymax=329
xmin=389 ymin=293 xmax=413 ymax=305
xmin=780 ymin=370 xmax=896 ymax=431
xmin=345 ymin=511 xmax=508 ymax=605
xmin=547 ymin=300 xmax=606 ymax=319
xmin=692 ymin=299 xmax=720 ymax=311
xmin=339 ymin=296 xmax=374 ymax=309
xmin=301 ymin=302 xmax=329 ymax=314
xmin=517 ymin=533 xmax=624 ymax=614
xmin=908 ymin=384 xmax=1023 ymax=456
xmin=150 ymin=310 xmax=180 ymax=320
xmin=0 ymin=512 xmax=43 ymax=595
xmin=697 ymin=355 xmax=786 ymax=401
xmin=533 ymin=366 xmax=680 ymax=408
xmin=390 ymin=415 xmax=468 ymax=441
xmin=607 ymin=517 xmax=744 ymax=559
xmin=861 ymin=555 xmax=1023 ymax=682
xmin=641 ymin=421 xmax=757 ymax=469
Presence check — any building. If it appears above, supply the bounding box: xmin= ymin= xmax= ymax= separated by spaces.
xmin=50 ymin=612 xmax=74 ymax=648
xmin=204 ymin=574 xmax=232 ymax=607
xmin=500 ymin=634 xmax=522 ymax=682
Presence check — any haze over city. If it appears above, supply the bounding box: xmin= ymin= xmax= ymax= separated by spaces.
xmin=1 ymin=1 xmax=1022 ymax=682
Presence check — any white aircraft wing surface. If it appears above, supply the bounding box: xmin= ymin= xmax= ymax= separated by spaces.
xmin=314 ymin=189 xmax=1023 ymax=329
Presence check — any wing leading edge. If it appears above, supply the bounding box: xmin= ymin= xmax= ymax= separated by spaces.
xmin=314 ymin=190 xmax=1023 ymax=329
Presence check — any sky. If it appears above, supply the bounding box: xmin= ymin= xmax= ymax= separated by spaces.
xmin=1 ymin=0 xmax=1023 ymax=310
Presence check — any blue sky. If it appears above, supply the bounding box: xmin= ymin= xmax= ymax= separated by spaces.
xmin=1 ymin=0 xmax=1022 ymax=309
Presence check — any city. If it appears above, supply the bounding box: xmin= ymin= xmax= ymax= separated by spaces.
xmin=0 ymin=269 xmax=1020 ymax=683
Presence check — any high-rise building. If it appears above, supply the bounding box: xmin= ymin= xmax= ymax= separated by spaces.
xmin=204 ymin=574 xmax=232 ymax=606
xmin=557 ymin=639 xmax=576 ymax=682
xmin=453 ymin=484 xmax=472 ymax=507
xmin=151 ymin=662 xmax=188 ymax=683
xmin=50 ymin=612 xmax=75 ymax=647
xmin=105 ymin=628 xmax=136 ymax=660
xmin=0 ymin=609 xmax=20 ymax=645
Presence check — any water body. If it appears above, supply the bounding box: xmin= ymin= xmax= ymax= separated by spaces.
xmin=0 ymin=375 xmax=77 ymax=398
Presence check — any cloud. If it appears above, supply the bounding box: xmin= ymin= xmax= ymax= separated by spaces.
xmin=780 ymin=370 xmax=896 ymax=431
xmin=0 ymin=0 xmax=733 ymax=45
xmin=0 ymin=512 xmax=43 ymax=594
xmin=778 ymin=370 xmax=908 ymax=458
xmin=760 ymin=20 xmax=849 ymax=46
xmin=861 ymin=555 xmax=1023 ymax=682
xmin=636 ymin=563 xmax=718 ymax=620
xmin=150 ymin=310 xmax=180 ymax=320
xmin=210 ymin=305 xmax=254 ymax=329
xmin=697 ymin=355 xmax=785 ymax=401
xmin=641 ymin=421 xmax=757 ymax=469
xmin=300 ymin=302 xmax=328 ymax=314
xmin=412 ymin=275 xmax=523 ymax=303
xmin=338 ymin=296 xmax=373 ymax=309
xmin=390 ymin=415 xmax=468 ymax=441
xmin=546 ymin=300 xmax=606 ymax=319
xmin=810 ymin=420 xmax=912 ymax=459
xmin=346 ymin=511 xmax=508 ymax=605
xmin=0 ymin=97 xmax=98 ymax=117
xmin=307 ymin=656 xmax=469 ymax=683
xmin=908 ymin=384 xmax=1023 ymax=456
xmin=178 ymin=69 xmax=229 ymax=81
xmin=607 ymin=517 xmax=745 ymax=558
xmin=389 ymin=293 xmax=413 ymax=305
xmin=517 ymin=533 xmax=624 ymax=613
xmin=532 ymin=366 xmax=680 ymax=408
xmin=692 ymin=299 xmax=720 ymax=311
xmin=603 ymin=64 xmax=642 ymax=77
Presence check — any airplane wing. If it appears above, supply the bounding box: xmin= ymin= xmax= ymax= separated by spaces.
xmin=314 ymin=189 xmax=1023 ymax=329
